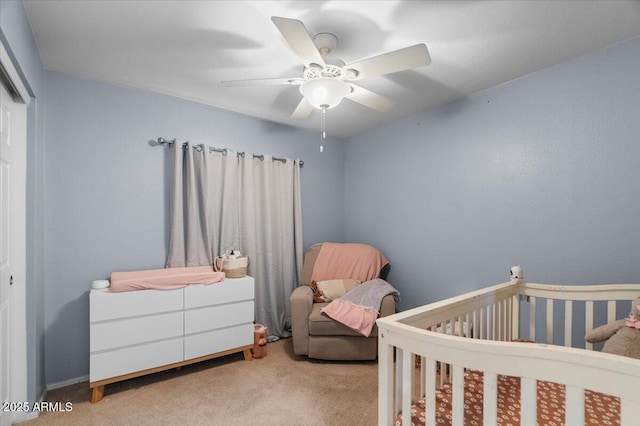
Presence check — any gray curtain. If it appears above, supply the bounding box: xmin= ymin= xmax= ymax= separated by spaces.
xmin=166 ymin=144 xmax=303 ymax=338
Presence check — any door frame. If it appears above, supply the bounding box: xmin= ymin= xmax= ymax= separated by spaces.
xmin=1 ymin=38 xmax=31 ymax=424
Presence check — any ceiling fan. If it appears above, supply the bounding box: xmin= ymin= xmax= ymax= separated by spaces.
xmin=222 ymin=17 xmax=431 ymax=120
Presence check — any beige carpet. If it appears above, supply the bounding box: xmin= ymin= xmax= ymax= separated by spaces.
xmin=19 ymin=338 xmax=379 ymax=425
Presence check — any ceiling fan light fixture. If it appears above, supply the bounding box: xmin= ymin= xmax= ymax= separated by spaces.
xmin=299 ymin=78 xmax=350 ymax=109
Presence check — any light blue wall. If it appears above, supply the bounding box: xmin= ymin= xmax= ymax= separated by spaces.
xmin=6 ymin=0 xmax=640 ymax=387
xmin=0 ymin=0 xmax=47 ymax=404
xmin=42 ymin=71 xmax=344 ymax=383
xmin=345 ymin=36 xmax=640 ymax=311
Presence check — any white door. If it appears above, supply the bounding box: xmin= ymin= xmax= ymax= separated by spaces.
xmin=0 ymin=75 xmax=28 ymax=426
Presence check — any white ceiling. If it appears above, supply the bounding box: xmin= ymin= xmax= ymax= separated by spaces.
xmin=23 ymin=0 xmax=640 ymax=139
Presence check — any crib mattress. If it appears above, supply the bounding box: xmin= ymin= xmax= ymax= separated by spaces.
xmin=395 ymin=370 xmax=620 ymax=426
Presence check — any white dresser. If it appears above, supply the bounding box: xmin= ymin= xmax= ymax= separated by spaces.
xmin=89 ymin=276 xmax=254 ymax=402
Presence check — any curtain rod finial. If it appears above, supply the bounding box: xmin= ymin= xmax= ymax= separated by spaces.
xmin=157 ymin=137 xmax=176 ymax=145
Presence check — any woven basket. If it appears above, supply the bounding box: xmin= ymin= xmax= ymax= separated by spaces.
xmin=214 ymin=256 xmax=249 ymax=278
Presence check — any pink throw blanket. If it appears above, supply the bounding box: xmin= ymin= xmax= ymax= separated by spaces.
xmin=311 ymin=243 xmax=388 ymax=283
xmin=322 ymin=278 xmax=399 ymax=337
xmin=110 ymin=266 xmax=224 ymax=292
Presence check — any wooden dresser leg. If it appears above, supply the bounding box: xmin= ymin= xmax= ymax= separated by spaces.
xmin=91 ymin=386 xmax=105 ymax=403
xmin=243 ymin=349 xmax=253 ymax=361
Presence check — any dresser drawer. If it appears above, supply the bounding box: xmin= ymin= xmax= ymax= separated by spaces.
xmin=90 ymin=311 xmax=184 ymax=352
xmin=90 ymin=338 xmax=183 ymax=383
xmin=184 ymin=276 xmax=254 ymax=309
xmin=90 ymin=288 xmax=183 ymax=322
xmin=184 ymin=323 xmax=253 ymax=361
xmin=184 ymin=300 xmax=253 ymax=335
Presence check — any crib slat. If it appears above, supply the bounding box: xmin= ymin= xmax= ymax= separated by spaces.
xmin=565 ymin=385 xmax=584 ymax=425
xmin=485 ymin=306 xmax=489 ymax=340
xmin=487 ymin=305 xmax=492 ymax=340
xmin=485 ymin=306 xmax=490 ymax=340
xmin=621 ymin=398 xmax=640 ymax=425
xmin=585 ymin=301 xmax=594 ymax=350
xmin=493 ymin=302 xmax=498 ymax=340
xmin=506 ymin=298 xmax=512 ymax=341
xmin=483 ymin=372 xmax=498 ymax=425
xmin=425 ymin=358 xmax=437 ymax=426
xmin=420 ymin=356 xmax=426 ymax=400
xmin=546 ymin=298 xmax=553 ymax=344
xmin=451 ymin=365 xmax=464 ymax=426
xmin=402 ymin=350 xmax=413 ymax=426
xmin=504 ymin=299 xmax=509 ymax=339
xmin=607 ymin=300 xmax=616 ymax=324
xmin=469 ymin=311 xmax=478 ymax=339
xmin=492 ymin=303 xmax=497 ymax=340
xmin=500 ymin=300 xmax=504 ymax=340
xmin=465 ymin=313 xmax=470 ymax=337
xmin=438 ymin=323 xmax=446 ymax=387
xmin=520 ymin=377 xmax=537 ymax=426
xmin=564 ymin=300 xmax=573 ymax=347
xmin=496 ymin=300 xmax=500 ymax=340
xmin=501 ymin=299 xmax=507 ymax=340
xmin=395 ymin=348 xmax=403 ymax=419
xmin=511 ymin=294 xmax=520 ymax=340
xmin=529 ymin=296 xmax=536 ymax=341
xmin=505 ymin=299 xmax=511 ymax=340
xmin=377 ymin=335 xmax=394 ymax=426
xmin=501 ymin=300 xmax=507 ymax=340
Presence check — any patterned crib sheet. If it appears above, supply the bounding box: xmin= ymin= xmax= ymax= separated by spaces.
xmin=395 ymin=369 xmax=620 ymax=426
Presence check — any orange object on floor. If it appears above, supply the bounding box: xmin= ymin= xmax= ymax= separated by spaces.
xmin=253 ymin=324 xmax=267 ymax=358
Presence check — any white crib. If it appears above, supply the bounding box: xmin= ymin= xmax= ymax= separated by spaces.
xmin=376 ymin=281 xmax=640 ymax=426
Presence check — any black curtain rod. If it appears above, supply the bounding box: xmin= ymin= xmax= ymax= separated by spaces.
xmin=156 ymin=137 xmax=303 ymax=167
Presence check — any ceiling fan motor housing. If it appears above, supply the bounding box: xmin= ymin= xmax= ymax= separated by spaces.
xmin=313 ymin=32 xmax=338 ymax=57
xmin=303 ymin=64 xmax=342 ymax=80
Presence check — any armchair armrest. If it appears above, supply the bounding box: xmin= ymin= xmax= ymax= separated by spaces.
xmin=379 ymin=294 xmax=396 ymax=318
xmin=290 ymin=286 xmax=314 ymax=355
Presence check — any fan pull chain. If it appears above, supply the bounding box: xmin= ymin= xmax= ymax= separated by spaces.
xmin=320 ymin=106 xmax=326 ymax=153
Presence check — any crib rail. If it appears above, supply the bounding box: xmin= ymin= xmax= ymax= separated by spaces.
xmin=377 ymin=281 xmax=640 ymax=426
xmin=520 ymin=283 xmax=639 ymax=349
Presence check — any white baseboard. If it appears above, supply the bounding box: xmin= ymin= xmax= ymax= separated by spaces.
xmin=17 ymin=379 xmax=82 ymax=422
xmin=21 ymin=410 xmax=40 ymax=422
xmin=46 ymin=374 xmax=89 ymax=391
xmin=12 ymin=412 xmax=32 ymax=423
xmin=38 ymin=385 xmax=48 ymax=404
xmin=14 ymin=386 xmax=48 ymax=422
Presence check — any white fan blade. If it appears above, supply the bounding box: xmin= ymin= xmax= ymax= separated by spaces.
xmin=344 ymin=44 xmax=431 ymax=80
xmin=346 ymin=84 xmax=393 ymax=112
xmin=222 ymin=77 xmax=304 ymax=87
xmin=291 ymin=97 xmax=314 ymax=119
xmin=271 ymin=17 xmax=326 ymax=69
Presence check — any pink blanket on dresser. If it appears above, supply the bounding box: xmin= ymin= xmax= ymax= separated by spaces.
xmin=311 ymin=243 xmax=388 ymax=283
xmin=110 ymin=266 xmax=225 ymax=292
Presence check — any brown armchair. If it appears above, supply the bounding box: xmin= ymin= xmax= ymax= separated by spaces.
xmin=289 ymin=243 xmax=395 ymax=360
